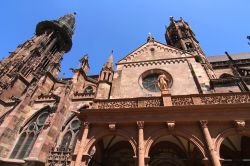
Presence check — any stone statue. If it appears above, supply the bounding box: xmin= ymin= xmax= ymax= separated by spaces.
xmin=158 ymin=74 xmax=169 ymax=91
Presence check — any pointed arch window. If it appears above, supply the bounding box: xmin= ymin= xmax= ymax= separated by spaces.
xmin=10 ymin=109 xmax=50 ymax=159
xmin=58 ymin=117 xmax=81 ymax=153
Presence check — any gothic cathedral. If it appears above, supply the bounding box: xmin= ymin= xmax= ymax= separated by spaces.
xmin=0 ymin=14 xmax=250 ymax=166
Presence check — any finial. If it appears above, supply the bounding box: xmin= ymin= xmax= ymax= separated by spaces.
xmin=170 ymin=16 xmax=174 ymax=22
xmin=148 ymin=32 xmax=152 ymax=38
xmin=147 ymin=32 xmax=155 ymax=42
xmin=104 ymin=51 xmax=114 ymax=71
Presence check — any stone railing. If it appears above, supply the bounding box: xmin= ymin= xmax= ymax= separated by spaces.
xmin=91 ymin=92 xmax=250 ymax=109
xmin=46 ymin=148 xmax=72 ymax=166
xmin=35 ymin=93 xmax=59 ymax=102
xmin=94 ymin=97 xmax=163 ymax=109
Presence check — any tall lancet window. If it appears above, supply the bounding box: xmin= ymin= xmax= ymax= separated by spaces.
xmin=10 ymin=108 xmax=51 ymax=159
xmin=59 ymin=116 xmax=81 ymax=152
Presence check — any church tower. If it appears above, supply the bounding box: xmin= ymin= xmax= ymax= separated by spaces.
xmin=165 ymin=17 xmax=204 ymax=56
xmin=165 ymin=17 xmax=216 ymax=79
xmin=0 ymin=13 xmax=76 ymax=100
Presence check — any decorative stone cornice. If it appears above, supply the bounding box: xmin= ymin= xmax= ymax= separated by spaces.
xmin=91 ymin=92 xmax=250 ymax=110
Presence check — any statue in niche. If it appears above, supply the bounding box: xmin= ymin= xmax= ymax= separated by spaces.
xmin=158 ymin=74 xmax=169 ymax=91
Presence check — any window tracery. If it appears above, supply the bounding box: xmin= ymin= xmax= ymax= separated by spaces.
xmin=10 ymin=109 xmax=51 ymax=159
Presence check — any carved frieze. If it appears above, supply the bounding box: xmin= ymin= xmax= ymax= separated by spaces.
xmin=171 ymin=96 xmax=194 ymax=106
xmin=144 ymin=98 xmax=162 ymax=107
xmin=98 ymin=100 xmax=138 ymax=109
xmin=200 ymin=94 xmax=250 ymax=105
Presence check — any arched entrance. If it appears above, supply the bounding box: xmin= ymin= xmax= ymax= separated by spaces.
xmin=88 ymin=135 xmax=135 ymax=166
xmin=149 ymin=135 xmax=204 ymax=166
xmin=220 ymin=135 xmax=250 ymax=166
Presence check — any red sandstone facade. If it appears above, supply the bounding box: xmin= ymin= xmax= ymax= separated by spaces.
xmin=0 ymin=14 xmax=250 ymax=166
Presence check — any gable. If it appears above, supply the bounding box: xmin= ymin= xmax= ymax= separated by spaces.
xmin=118 ymin=40 xmax=192 ymax=64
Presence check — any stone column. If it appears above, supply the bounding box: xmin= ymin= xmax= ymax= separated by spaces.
xmin=200 ymin=121 xmax=221 ymax=166
xmin=75 ymin=122 xmax=89 ymax=166
xmin=137 ymin=121 xmax=145 ymax=166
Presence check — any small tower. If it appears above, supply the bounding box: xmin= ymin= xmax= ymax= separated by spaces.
xmin=96 ymin=51 xmax=114 ymax=99
xmin=0 ymin=13 xmax=76 ymax=99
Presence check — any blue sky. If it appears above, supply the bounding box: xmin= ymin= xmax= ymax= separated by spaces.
xmin=0 ymin=0 xmax=249 ymax=77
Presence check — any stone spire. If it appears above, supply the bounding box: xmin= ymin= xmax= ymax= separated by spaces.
xmin=103 ymin=51 xmax=114 ymax=71
xmin=36 ymin=13 xmax=76 ymax=52
xmin=58 ymin=13 xmax=76 ymax=36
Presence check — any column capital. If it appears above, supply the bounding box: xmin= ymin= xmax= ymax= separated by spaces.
xmin=108 ymin=123 xmax=116 ymax=131
xmin=137 ymin=121 xmax=144 ymax=129
xmin=83 ymin=122 xmax=89 ymax=129
xmin=200 ymin=120 xmax=208 ymax=128
xmin=166 ymin=121 xmax=175 ymax=131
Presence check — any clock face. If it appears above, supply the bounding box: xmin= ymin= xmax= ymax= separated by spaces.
xmin=142 ymin=74 xmax=160 ymax=92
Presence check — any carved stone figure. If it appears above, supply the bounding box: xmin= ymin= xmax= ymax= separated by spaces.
xmin=158 ymin=74 xmax=169 ymax=91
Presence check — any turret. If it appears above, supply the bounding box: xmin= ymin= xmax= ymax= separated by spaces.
xmin=99 ymin=51 xmax=114 ymax=83
xmin=96 ymin=51 xmax=114 ymax=99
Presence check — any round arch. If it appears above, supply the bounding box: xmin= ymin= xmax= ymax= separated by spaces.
xmin=83 ymin=128 xmax=137 ymax=157
xmin=144 ymin=128 xmax=207 ymax=159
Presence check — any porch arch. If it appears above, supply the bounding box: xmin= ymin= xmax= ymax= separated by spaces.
xmin=83 ymin=128 xmax=137 ymax=157
xmin=144 ymin=128 xmax=207 ymax=159
xmin=215 ymin=128 xmax=250 ymax=158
